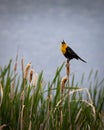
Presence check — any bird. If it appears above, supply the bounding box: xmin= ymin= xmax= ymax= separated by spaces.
xmin=60 ymin=40 xmax=87 ymax=63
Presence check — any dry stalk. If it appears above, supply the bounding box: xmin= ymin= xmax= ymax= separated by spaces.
xmin=0 ymin=82 xmax=3 ymax=106
xmin=28 ymin=100 xmax=33 ymax=130
xmin=28 ymin=120 xmax=32 ymax=130
xmin=0 ymin=124 xmax=7 ymax=130
xmin=10 ymin=54 xmax=18 ymax=102
xmin=10 ymin=81 xmax=15 ymax=101
xmin=10 ymin=81 xmax=15 ymax=102
xmin=14 ymin=53 xmax=18 ymax=72
xmin=20 ymin=105 xmax=25 ymax=130
xmin=21 ymin=90 xmax=24 ymax=103
xmin=47 ymin=89 xmax=52 ymax=114
xmin=44 ymin=91 xmax=52 ymax=129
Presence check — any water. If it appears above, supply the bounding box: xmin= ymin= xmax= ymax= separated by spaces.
xmin=0 ymin=0 xmax=104 ymax=84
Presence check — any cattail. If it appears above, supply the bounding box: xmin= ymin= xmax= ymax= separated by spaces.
xmin=0 ymin=82 xmax=3 ymax=106
xmin=29 ymin=69 xmax=34 ymax=83
xmin=24 ymin=63 xmax=31 ymax=80
xmin=60 ymin=76 xmax=68 ymax=126
xmin=66 ymin=60 xmax=70 ymax=77
xmin=65 ymin=60 xmax=70 ymax=94
xmin=60 ymin=75 xmax=66 ymax=126
xmin=61 ymin=76 xmax=68 ymax=95
xmin=65 ymin=60 xmax=71 ymax=129
xmin=30 ymin=71 xmax=38 ymax=87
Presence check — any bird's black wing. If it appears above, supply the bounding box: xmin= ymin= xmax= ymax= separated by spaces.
xmin=66 ymin=46 xmax=87 ymax=63
xmin=66 ymin=46 xmax=79 ymax=60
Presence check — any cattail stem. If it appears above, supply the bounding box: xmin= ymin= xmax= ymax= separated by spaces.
xmin=66 ymin=59 xmax=70 ymax=89
xmin=20 ymin=90 xmax=25 ymax=130
xmin=28 ymin=89 xmax=34 ymax=130
xmin=20 ymin=105 xmax=25 ymax=130
xmin=61 ymin=76 xmax=68 ymax=96
xmin=60 ymin=74 xmax=68 ymax=126
xmin=65 ymin=59 xmax=72 ymax=129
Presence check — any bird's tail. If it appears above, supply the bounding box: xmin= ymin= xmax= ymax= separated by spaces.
xmin=78 ymin=57 xmax=87 ymax=63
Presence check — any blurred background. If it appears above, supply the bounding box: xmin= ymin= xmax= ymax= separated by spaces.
xmin=0 ymin=0 xmax=104 ymax=84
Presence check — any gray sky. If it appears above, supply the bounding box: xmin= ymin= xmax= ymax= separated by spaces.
xmin=0 ymin=0 xmax=104 ymax=83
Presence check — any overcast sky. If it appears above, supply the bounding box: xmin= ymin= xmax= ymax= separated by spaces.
xmin=0 ymin=0 xmax=104 ymax=83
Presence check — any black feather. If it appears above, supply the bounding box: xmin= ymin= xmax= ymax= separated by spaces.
xmin=64 ymin=46 xmax=86 ymax=63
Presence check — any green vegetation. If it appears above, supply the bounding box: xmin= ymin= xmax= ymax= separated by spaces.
xmin=0 ymin=60 xmax=104 ymax=130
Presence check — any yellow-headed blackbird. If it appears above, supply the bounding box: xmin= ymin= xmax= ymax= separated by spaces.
xmin=60 ymin=40 xmax=86 ymax=63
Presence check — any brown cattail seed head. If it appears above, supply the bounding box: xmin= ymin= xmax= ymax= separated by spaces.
xmin=29 ymin=69 xmax=34 ymax=82
xmin=24 ymin=63 xmax=31 ymax=80
xmin=61 ymin=76 xmax=68 ymax=94
xmin=30 ymin=72 xmax=38 ymax=87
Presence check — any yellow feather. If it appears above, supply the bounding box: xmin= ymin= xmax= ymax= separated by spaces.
xmin=60 ymin=42 xmax=68 ymax=54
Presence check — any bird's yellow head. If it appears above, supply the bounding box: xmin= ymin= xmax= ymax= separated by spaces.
xmin=60 ymin=40 xmax=68 ymax=54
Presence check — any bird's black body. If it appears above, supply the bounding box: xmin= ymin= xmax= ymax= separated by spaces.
xmin=61 ymin=41 xmax=87 ymax=63
xmin=65 ymin=46 xmax=86 ymax=62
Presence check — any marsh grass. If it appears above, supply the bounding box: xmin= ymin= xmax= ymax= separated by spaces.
xmin=0 ymin=60 xmax=104 ymax=130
